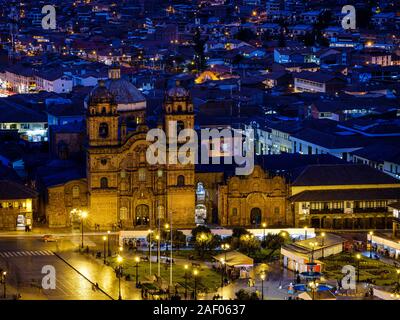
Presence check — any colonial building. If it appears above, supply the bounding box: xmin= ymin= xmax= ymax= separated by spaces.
xmin=0 ymin=180 xmax=38 ymax=230
xmin=289 ymin=164 xmax=400 ymax=229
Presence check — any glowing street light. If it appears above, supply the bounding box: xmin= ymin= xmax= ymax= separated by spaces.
xmin=260 ymin=272 xmax=266 ymax=300
xmin=148 ymin=229 xmax=153 ymax=276
xmin=102 ymin=236 xmax=107 ymax=264
xmin=117 ymin=255 xmax=123 ymax=300
xmin=135 ymin=256 xmax=140 ymax=288
xmin=193 ymin=269 xmax=199 ymax=300
xmin=308 ymin=281 xmax=319 ymax=300
xmin=2 ymin=271 xmax=6 ymax=299
xmin=369 ymin=231 xmax=374 ymax=258
xmin=262 ymin=222 xmax=267 ymax=242
xmin=155 ymin=234 xmax=161 ymax=277
xmin=356 ymin=254 xmax=361 ymax=283
xmin=80 ymin=210 xmax=88 ymax=249
xmin=184 ymin=264 xmax=189 ymax=300
xmin=107 ymin=230 xmax=111 ymax=257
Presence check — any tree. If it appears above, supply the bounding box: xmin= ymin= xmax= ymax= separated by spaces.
xmin=235 ymin=289 xmax=260 ymax=300
xmin=232 ymin=227 xmax=250 ymax=238
xmin=239 ymin=234 xmax=260 ymax=254
xmin=193 ymin=30 xmax=207 ymax=72
xmin=261 ymin=233 xmax=286 ymax=257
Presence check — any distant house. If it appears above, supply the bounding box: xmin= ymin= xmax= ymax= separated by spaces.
xmin=289 ymin=164 xmax=400 ymax=229
xmin=0 ymin=180 xmax=38 ymax=231
xmin=288 ymin=24 xmax=313 ymax=38
xmin=36 ymin=71 xmax=73 ymax=94
xmin=294 ymin=71 xmax=346 ymax=94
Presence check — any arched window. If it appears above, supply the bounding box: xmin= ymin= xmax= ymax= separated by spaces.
xmin=138 ymin=168 xmax=146 ymax=181
xmin=72 ymin=186 xmax=80 ymax=198
xmin=100 ymin=177 xmax=108 ymax=188
xmin=101 ymin=107 xmax=106 ymax=115
xmin=177 ymin=175 xmax=185 ymax=187
xmin=99 ymin=123 xmax=109 ymax=138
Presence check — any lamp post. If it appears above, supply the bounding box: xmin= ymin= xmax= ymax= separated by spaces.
xmin=304 ymin=226 xmax=308 ymax=240
xmin=135 ymin=256 xmax=140 ymax=288
xmin=156 ymin=234 xmax=160 ymax=277
xmin=220 ymin=258 xmax=225 ymax=288
xmin=221 ymin=243 xmax=230 ymax=286
xmin=260 ymin=272 xmax=266 ymax=300
xmin=107 ymin=230 xmax=111 ymax=257
xmin=184 ymin=264 xmax=189 ymax=300
xmin=308 ymin=281 xmax=319 ymax=300
xmin=356 ymin=253 xmax=361 ymax=283
xmin=262 ymin=222 xmax=267 ymax=242
xmin=2 ymin=271 xmax=6 ymax=299
xmin=193 ymin=269 xmax=199 ymax=301
xmin=117 ymin=255 xmax=123 ymax=300
xmin=102 ymin=236 xmax=107 ymax=264
xmin=320 ymin=232 xmax=325 ymax=258
xmin=148 ymin=229 xmax=153 ymax=276
xmin=369 ymin=231 xmax=373 ymax=258
xmin=165 ymin=222 xmax=173 ymax=289
xmin=78 ymin=210 xmax=88 ymax=249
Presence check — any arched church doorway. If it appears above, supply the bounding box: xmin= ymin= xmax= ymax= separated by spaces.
xmin=195 ymin=182 xmax=207 ymax=224
xmin=135 ymin=204 xmax=149 ymax=226
xmin=250 ymin=208 xmax=262 ymax=226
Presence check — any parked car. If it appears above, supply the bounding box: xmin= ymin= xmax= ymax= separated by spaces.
xmin=42 ymin=235 xmax=58 ymax=242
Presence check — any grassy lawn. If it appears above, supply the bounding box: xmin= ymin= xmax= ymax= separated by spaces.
xmin=321 ymin=252 xmax=400 ymax=286
xmin=107 ymin=255 xmax=222 ymax=293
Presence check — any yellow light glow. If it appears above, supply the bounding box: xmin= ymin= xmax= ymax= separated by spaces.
xmin=262 ymin=223 xmax=267 ymax=228
xmin=356 ymin=254 xmax=361 ymax=259
xmin=184 ymin=264 xmax=188 ymax=270
xmin=193 ymin=269 xmax=198 ymax=276
xmin=102 ymin=236 xmax=107 ymax=241
xmin=135 ymin=256 xmax=140 ymax=263
xmin=117 ymin=255 xmax=123 ymax=263
xmin=321 ymin=232 xmax=325 ymax=237
xmin=81 ymin=211 xmax=88 ymax=219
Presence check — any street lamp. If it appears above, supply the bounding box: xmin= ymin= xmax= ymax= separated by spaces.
xmin=369 ymin=231 xmax=374 ymax=258
xmin=117 ymin=255 xmax=123 ymax=300
xmin=356 ymin=253 xmax=361 ymax=283
xmin=308 ymin=281 xmax=319 ymax=300
xmin=193 ymin=269 xmax=199 ymax=301
xmin=220 ymin=258 xmax=225 ymax=288
xmin=184 ymin=264 xmax=189 ymax=300
xmin=156 ymin=234 xmax=161 ymax=277
xmin=304 ymin=226 xmax=308 ymax=240
xmin=2 ymin=271 xmax=6 ymax=299
xmin=107 ymin=230 xmax=111 ymax=257
xmin=262 ymin=222 xmax=267 ymax=242
xmin=320 ymin=232 xmax=325 ymax=258
xmin=102 ymin=236 xmax=107 ymax=264
xmin=165 ymin=222 xmax=173 ymax=288
xmin=260 ymin=272 xmax=266 ymax=300
xmin=80 ymin=210 xmax=88 ymax=249
xmin=148 ymin=229 xmax=153 ymax=276
xmin=135 ymin=256 xmax=140 ymax=288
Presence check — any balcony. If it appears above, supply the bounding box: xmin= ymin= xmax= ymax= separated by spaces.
xmin=353 ymin=207 xmax=388 ymax=213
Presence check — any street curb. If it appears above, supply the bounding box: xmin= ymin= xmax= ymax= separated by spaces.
xmin=53 ymin=251 xmax=115 ymax=300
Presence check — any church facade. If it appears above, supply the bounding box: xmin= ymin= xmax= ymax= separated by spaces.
xmin=45 ymin=79 xmax=289 ymax=230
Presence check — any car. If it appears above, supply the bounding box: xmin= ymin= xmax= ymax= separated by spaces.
xmin=42 ymin=235 xmax=58 ymax=242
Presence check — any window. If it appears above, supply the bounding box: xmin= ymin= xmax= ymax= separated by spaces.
xmin=100 ymin=177 xmax=108 ymax=188
xmin=99 ymin=123 xmax=109 ymax=138
xmin=120 ymin=207 xmax=128 ymax=220
xmin=72 ymin=186 xmax=80 ymax=198
xmin=138 ymin=168 xmax=146 ymax=181
xmin=177 ymin=175 xmax=185 ymax=186
xmin=274 ymin=207 xmax=280 ymax=214
xmin=232 ymin=208 xmax=238 ymax=216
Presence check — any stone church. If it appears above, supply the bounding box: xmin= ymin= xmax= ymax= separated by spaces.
xmin=45 ymin=70 xmax=289 ymax=230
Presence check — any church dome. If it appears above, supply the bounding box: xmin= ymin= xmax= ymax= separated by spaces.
xmin=89 ymin=80 xmax=115 ymax=104
xmin=105 ymin=78 xmax=146 ymax=104
xmin=167 ymin=81 xmax=189 ymax=98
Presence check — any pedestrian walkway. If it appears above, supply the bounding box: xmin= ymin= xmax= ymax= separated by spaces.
xmin=57 ymin=251 xmax=141 ymax=300
xmin=0 ymin=250 xmax=54 ymax=258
